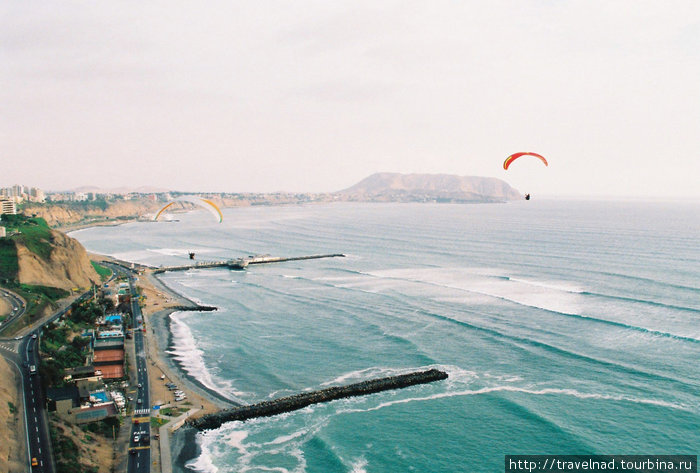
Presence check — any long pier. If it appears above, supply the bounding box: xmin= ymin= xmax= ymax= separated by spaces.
xmin=152 ymin=253 xmax=345 ymax=274
xmin=188 ymin=368 xmax=448 ymax=431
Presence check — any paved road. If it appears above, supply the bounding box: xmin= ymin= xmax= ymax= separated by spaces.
xmin=106 ymin=264 xmax=152 ymax=473
xmin=0 ymin=328 xmax=55 ymax=472
xmin=21 ymin=334 xmax=55 ymax=473
xmin=0 ymin=287 xmax=25 ymax=330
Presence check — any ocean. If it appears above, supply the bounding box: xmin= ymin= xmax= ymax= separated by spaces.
xmin=71 ymin=200 xmax=700 ymax=472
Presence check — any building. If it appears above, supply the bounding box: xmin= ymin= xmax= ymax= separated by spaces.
xmin=92 ymin=337 xmax=125 ymax=380
xmin=0 ymin=197 xmax=16 ymax=215
xmin=29 ymin=187 xmax=45 ymax=203
xmin=47 ymin=385 xmax=118 ymax=424
xmin=0 ymin=226 xmax=5 ymax=238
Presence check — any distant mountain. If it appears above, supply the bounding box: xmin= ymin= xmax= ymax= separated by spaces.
xmin=71 ymin=185 xmax=171 ymax=194
xmin=336 ymin=173 xmax=521 ymax=203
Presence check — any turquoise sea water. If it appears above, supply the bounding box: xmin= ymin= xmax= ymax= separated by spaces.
xmin=72 ymin=201 xmax=700 ymax=472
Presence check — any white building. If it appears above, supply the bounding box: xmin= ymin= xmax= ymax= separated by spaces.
xmin=0 ymin=197 xmax=17 ymax=215
xmin=30 ymin=188 xmax=46 ymax=203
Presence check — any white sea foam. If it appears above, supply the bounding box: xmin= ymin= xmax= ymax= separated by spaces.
xmin=363 ymin=266 xmax=587 ymax=316
xmin=320 ymin=366 xmax=406 ymax=386
xmin=265 ymin=430 xmax=306 ymax=446
xmin=166 ymin=312 xmax=247 ymax=402
xmin=148 ymin=247 xmax=218 ymax=257
xmin=335 ymin=385 xmax=689 ymax=416
xmin=349 ymin=457 xmax=368 ymax=473
xmin=224 ymin=429 xmax=249 ymax=454
xmin=508 ymin=277 xmax=584 ymax=294
xmin=185 ymin=432 xmax=220 ymax=473
xmin=204 ymin=422 xmax=310 ymax=473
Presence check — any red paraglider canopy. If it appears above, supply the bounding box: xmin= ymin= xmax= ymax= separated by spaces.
xmin=503 ymin=152 xmax=548 ymax=170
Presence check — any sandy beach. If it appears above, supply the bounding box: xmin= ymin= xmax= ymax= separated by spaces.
xmin=138 ymin=270 xmax=234 ymax=414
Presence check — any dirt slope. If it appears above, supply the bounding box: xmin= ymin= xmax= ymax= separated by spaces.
xmin=16 ymin=229 xmax=100 ymax=290
xmin=0 ymin=357 xmax=24 ymax=473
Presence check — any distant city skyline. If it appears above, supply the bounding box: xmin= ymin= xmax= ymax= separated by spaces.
xmin=2 ymin=1 xmax=699 ymax=198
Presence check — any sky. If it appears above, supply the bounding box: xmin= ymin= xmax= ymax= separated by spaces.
xmin=2 ymin=1 xmax=699 ymax=197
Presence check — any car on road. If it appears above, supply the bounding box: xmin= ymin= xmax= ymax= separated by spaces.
xmin=14 ymin=336 xmax=22 ymax=340
xmin=32 ymin=333 xmax=37 ymax=339
xmin=32 ymin=457 xmax=38 ymax=466
xmin=29 ymin=365 xmax=37 ymax=375
xmin=137 ymin=398 xmax=142 ymax=404
xmin=137 ymin=383 xmax=142 ymax=388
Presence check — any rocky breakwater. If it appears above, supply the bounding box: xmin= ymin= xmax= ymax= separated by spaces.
xmin=188 ymin=368 xmax=448 ymax=431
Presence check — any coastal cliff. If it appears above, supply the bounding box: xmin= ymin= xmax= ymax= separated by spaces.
xmin=23 ymin=200 xmax=162 ymax=228
xmin=0 ymin=216 xmax=99 ymax=290
xmin=15 ymin=228 xmax=100 ymax=290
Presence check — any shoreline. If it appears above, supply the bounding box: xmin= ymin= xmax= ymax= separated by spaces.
xmin=140 ymin=272 xmax=239 ymax=473
xmin=140 ymin=270 xmax=238 ymax=409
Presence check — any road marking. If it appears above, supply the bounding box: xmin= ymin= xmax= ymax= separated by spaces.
xmin=39 ymin=448 xmax=41 ymax=454
xmin=35 ymin=427 xmax=38 ymax=432
xmin=35 ymin=416 xmax=38 ymax=422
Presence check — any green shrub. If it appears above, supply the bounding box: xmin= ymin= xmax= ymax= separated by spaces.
xmin=0 ymin=239 xmax=18 ymax=280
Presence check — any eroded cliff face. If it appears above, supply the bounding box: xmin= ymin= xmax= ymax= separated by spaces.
xmin=0 ymin=357 xmax=23 ymax=473
xmin=24 ymin=200 xmax=161 ymax=227
xmin=16 ymin=229 xmax=100 ymax=290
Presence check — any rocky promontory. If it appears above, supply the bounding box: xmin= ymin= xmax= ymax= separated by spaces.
xmin=336 ymin=172 xmax=521 ymax=202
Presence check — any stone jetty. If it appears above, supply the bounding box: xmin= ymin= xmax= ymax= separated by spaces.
xmin=188 ymin=368 xmax=448 ymax=431
xmin=152 ymin=253 xmax=345 ymax=273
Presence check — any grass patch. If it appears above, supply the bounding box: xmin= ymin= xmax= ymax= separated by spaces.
xmin=90 ymin=261 xmax=112 ymax=281
xmin=0 ymin=215 xmax=53 ymax=281
xmin=14 ymin=217 xmax=53 ymax=261
xmin=151 ymin=416 xmax=168 ymax=428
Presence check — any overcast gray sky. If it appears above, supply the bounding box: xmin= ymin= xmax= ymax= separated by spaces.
xmin=2 ymin=1 xmax=699 ymax=197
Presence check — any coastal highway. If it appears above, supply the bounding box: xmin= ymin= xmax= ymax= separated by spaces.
xmin=125 ymin=269 xmax=152 ymax=473
xmin=21 ymin=334 xmax=55 ymax=473
xmin=0 ymin=287 xmax=25 ymax=330
xmin=0 ymin=330 xmax=55 ymax=473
